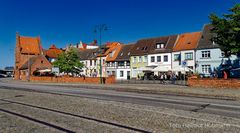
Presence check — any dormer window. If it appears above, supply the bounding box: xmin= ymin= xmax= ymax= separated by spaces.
xmin=109 ymin=50 xmax=116 ymax=58
xmin=109 ymin=52 xmax=113 ymax=58
xmin=156 ymin=43 xmax=165 ymax=49
xmin=120 ymin=52 xmax=123 ymax=56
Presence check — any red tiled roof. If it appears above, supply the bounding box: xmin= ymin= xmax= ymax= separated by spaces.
xmin=106 ymin=43 xmax=122 ymax=61
xmin=173 ymin=32 xmax=201 ymax=52
xmin=46 ymin=44 xmax=63 ymax=58
xmin=19 ymin=36 xmax=41 ymax=54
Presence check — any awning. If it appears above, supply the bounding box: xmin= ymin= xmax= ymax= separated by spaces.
xmin=138 ymin=67 xmax=153 ymax=71
xmin=37 ymin=69 xmax=51 ymax=73
xmin=153 ymin=66 xmax=171 ymax=72
xmin=172 ymin=66 xmax=193 ymax=72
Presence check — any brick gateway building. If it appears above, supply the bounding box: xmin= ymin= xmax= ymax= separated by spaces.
xmin=14 ymin=33 xmax=52 ymax=80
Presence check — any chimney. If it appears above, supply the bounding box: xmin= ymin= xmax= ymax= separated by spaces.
xmin=91 ymin=39 xmax=97 ymax=46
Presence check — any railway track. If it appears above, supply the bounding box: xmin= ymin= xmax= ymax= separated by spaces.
xmin=0 ymin=98 xmax=151 ymax=133
xmin=0 ymin=84 xmax=240 ymax=119
xmin=0 ymin=108 xmax=75 ymax=133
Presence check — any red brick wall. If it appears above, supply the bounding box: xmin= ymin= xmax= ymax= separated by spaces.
xmin=188 ymin=77 xmax=240 ymax=89
xmin=30 ymin=56 xmax=52 ymax=75
xmin=29 ymin=75 xmax=116 ymax=84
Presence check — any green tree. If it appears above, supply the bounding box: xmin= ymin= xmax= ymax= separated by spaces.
xmin=209 ymin=3 xmax=240 ymax=57
xmin=53 ymin=48 xmax=84 ymax=75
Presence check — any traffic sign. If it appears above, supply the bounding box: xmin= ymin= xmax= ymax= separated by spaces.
xmin=182 ymin=61 xmax=187 ymax=67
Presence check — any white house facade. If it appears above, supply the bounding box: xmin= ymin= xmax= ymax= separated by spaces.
xmin=195 ymin=25 xmax=238 ymax=77
xmin=148 ymin=53 xmax=172 ymax=75
xmin=171 ymin=32 xmax=201 ymax=74
xmin=172 ymin=50 xmax=196 ymax=72
xmin=80 ymin=59 xmax=98 ymax=77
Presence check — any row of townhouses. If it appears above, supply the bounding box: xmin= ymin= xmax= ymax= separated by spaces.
xmin=77 ymin=24 xmax=238 ymax=80
xmin=14 ymin=24 xmax=239 ymax=80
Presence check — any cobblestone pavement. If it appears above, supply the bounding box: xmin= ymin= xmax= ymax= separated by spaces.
xmin=0 ymin=88 xmax=239 ymax=133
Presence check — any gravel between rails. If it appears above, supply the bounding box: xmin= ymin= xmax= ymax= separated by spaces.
xmin=0 ymin=110 xmax=59 ymax=133
xmin=0 ymin=88 xmax=240 ymax=133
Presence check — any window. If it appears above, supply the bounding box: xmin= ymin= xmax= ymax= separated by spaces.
xmin=160 ymin=44 xmax=165 ymax=48
xmin=156 ymin=43 xmax=165 ymax=49
xmin=174 ymin=54 xmax=180 ymax=61
xmin=133 ymin=57 xmax=137 ymax=63
xmin=128 ymin=52 xmax=130 ymax=55
xmin=90 ymin=60 xmax=92 ymax=66
xmin=144 ymin=56 xmax=148 ymax=62
xmin=157 ymin=56 xmax=161 ymax=62
xmin=126 ymin=61 xmax=130 ymax=66
xmin=118 ymin=62 xmax=124 ymax=66
xmin=94 ymin=60 xmax=96 ymax=66
xmin=201 ymin=51 xmax=210 ymax=58
xmin=109 ymin=52 xmax=113 ymax=58
xmin=151 ymin=56 xmax=155 ymax=62
xmin=164 ymin=55 xmax=168 ymax=62
xmin=139 ymin=56 xmax=142 ymax=62
xmin=127 ymin=71 xmax=130 ymax=76
xmin=142 ymin=46 xmax=148 ymax=50
xmin=41 ymin=60 xmax=43 ymax=64
xmin=120 ymin=71 xmax=124 ymax=77
xmin=185 ymin=53 xmax=193 ymax=60
xmin=120 ymin=52 xmax=123 ymax=56
xmin=202 ymin=65 xmax=211 ymax=74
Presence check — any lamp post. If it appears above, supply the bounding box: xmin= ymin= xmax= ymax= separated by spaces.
xmin=94 ymin=24 xmax=108 ymax=84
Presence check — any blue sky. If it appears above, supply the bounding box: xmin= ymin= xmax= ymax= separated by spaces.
xmin=0 ymin=0 xmax=239 ymax=68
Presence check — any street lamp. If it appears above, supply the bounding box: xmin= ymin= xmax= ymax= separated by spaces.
xmin=94 ymin=24 xmax=109 ymax=84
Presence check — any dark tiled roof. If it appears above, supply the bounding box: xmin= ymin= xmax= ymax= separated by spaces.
xmin=197 ymin=24 xmax=220 ymax=49
xmin=77 ymin=48 xmax=99 ymax=60
xmin=115 ymin=44 xmax=135 ymax=61
xmin=130 ymin=39 xmax=152 ymax=56
xmin=130 ymin=35 xmax=178 ymax=56
xmin=148 ymin=35 xmax=178 ymax=54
